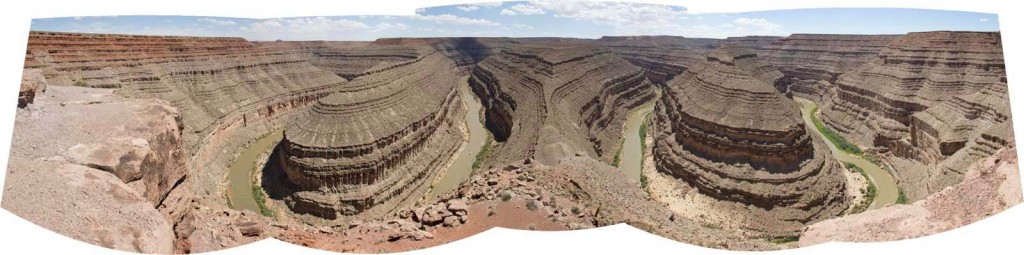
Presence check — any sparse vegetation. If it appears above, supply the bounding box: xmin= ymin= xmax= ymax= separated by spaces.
xmin=527 ymin=223 xmax=537 ymax=230
xmin=571 ymin=206 xmax=582 ymax=215
xmin=526 ymin=200 xmax=539 ymax=211
xmin=767 ymin=236 xmax=800 ymax=244
xmin=612 ymin=142 xmax=623 ymax=167
xmin=472 ymin=133 xmax=493 ymax=170
xmin=251 ymin=184 xmax=275 ymax=218
xmin=500 ymin=190 xmax=513 ymax=201
xmin=701 ymin=223 xmax=722 ymax=230
xmin=639 ymin=113 xmax=651 ymax=194
xmin=896 ymin=189 xmax=908 ymax=204
xmin=73 ymin=80 xmax=87 ymax=87
xmin=810 ymin=105 xmax=863 ymax=155
xmin=845 ymin=162 xmax=877 ymax=214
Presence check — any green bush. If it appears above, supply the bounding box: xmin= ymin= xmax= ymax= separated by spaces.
xmin=810 ymin=106 xmax=863 ymax=155
xmin=526 ymin=200 xmax=539 ymax=211
xmin=768 ymin=236 xmax=800 ymax=244
xmin=473 ymin=134 xmax=493 ymax=170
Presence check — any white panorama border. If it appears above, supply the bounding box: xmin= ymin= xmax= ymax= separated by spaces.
xmin=0 ymin=0 xmax=1021 ymax=254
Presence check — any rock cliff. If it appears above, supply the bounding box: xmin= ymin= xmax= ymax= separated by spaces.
xmin=651 ymin=45 xmax=848 ymax=236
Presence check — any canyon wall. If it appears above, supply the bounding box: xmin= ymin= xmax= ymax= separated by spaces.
xmin=468 ymin=44 xmax=656 ymax=167
xmin=819 ymin=31 xmax=1011 ymax=200
xmin=277 ymin=50 xmax=465 ymax=219
xmin=651 ymin=46 xmax=848 ymax=237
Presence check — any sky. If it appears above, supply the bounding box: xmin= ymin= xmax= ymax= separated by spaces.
xmin=29 ymin=1 xmax=1000 ymax=41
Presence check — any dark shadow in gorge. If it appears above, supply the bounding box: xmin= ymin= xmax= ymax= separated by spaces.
xmin=260 ymin=142 xmax=297 ymax=202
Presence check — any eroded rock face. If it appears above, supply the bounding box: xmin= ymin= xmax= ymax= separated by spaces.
xmin=3 ymin=86 xmax=186 ymax=253
xmin=18 ymin=69 xmax=48 ymax=108
xmin=469 ymin=44 xmax=656 ymax=166
xmin=24 ymin=32 xmax=348 ymax=153
xmin=820 ymin=31 xmax=1010 ymax=200
xmin=277 ymin=51 xmax=465 ymax=219
xmin=652 ymin=45 xmax=848 ymax=236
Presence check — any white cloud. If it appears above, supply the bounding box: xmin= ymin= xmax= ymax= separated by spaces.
xmin=372 ymin=22 xmax=410 ymax=32
xmin=241 ymin=17 xmax=369 ymax=40
xmin=511 ymin=1 xmax=689 ymax=34
xmin=457 ymin=6 xmax=479 ymax=12
xmin=472 ymin=2 xmax=503 ymax=8
xmin=980 ymin=18 xmax=990 ymax=22
xmin=409 ymin=14 xmax=500 ymax=26
xmin=673 ymin=17 xmax=786 ymax=38
xmin=198 ymin=18 xmax=237 ymax=26
xmin=512 ymin=23 xmax=534 ymax=30
xmin=500 ymin=4 xmax=546 ymax=16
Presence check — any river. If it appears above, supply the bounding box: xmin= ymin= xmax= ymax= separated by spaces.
xmin=227 ymin=130 xmax=283 ymax=213
xmin=794 ymin=97 xmax=898 ymax=209
xmin=617 ymin=103 xmax=655 ymax=182
xmin=430 ymin=76 xmax=489 ymax=198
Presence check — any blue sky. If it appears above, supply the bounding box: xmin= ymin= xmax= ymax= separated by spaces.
xmin=29 ymin=1 xmax=999 ymax=41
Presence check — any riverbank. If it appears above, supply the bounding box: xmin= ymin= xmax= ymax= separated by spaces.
xmin=794 ymin=97 xmax=899 ymax=209
xmin=428 ymin=76 xmax=491 ymax=199
xmin=226 ymin=130 xmax=283 ymax=213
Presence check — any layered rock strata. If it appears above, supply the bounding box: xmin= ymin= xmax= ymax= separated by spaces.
xmin=595 ymin=36 xmax=718 ymax=85
xmin=277 ymin=51 xmax=464 ymax=219
xmin=468 ymin=45 xmax=655 ymax=166
xmin=24 ymin=32 xmax=348 ymax=153
xmin=652 ymin=46 xmax=848 ymax=236
xmin=819 ymin=31 xmax=1011 ymax=199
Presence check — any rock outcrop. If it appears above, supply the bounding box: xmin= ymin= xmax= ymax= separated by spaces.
xmin=800 ymin=147 xmax=1020 ymax=245
xmin=277 ymin=51 xmax=465 ymax=219
xmin=3 ymin=86 xmax=187 ymax=253
xmin=18 ymin=69 xmax=48 ymax=108
xmin=651 ymin=45 xmax=848 ymax=236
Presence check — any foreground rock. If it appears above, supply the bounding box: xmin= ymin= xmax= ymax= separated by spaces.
xmin=18 ymin=69 xmax=47 ymax=108
xmin=274 ymin=156 xmax=776 ymax=253
xmin=2 ymin=86 xmax=186 ymax=253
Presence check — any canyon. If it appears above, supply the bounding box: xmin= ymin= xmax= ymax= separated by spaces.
xmin=3 ymin=30 xmax=1018 ymax=253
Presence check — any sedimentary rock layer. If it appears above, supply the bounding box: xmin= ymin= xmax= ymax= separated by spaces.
xmin=277 ymin=51 xmax=464 ymax=219
xmin=595 ymin=36 xmax=718 ymax=85
xmin=469 ymin=44 xmax=655 ymax=166
xmin=820 ymin=31 xmax=1010 ymax=199
xmin=652 ymin=45 xmax=848 ymax=236
xmin=24 ymin=32 xmax=348 ymax=152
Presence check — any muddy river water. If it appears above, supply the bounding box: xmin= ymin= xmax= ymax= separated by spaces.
xmin=617 ymin=103 xmax=655 ymax=182
xmin=430 ymin=76 xmax=489 ymax=198
xmin=227 ymin=130 xmax=283 ymax=213
xmin=795 ymin=97 xmax=898 ymax=209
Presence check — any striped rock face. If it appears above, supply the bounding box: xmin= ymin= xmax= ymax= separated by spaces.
xmin=278 ymin=51 xmax=465 ymax=219
xmin=468 ymin=44 xmax=656 ymax=167
xmin=821 ymin=31 xmax=1011 ymax=200
xmin=652 ymin=45 xmax=848 ymax=236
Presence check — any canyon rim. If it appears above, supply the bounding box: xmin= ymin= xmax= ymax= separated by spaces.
xmin=2 ymin=1 xmax=1021 ymax=253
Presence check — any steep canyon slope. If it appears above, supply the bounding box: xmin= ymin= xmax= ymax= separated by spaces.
xmin=4 ymin=30 xmax=1018 ymax=253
